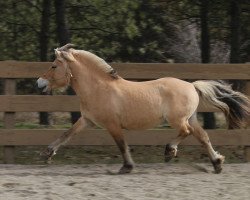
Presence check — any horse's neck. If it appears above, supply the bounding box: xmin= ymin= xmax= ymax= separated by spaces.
xmin=70 ymin=66 xmax=108 ymax=99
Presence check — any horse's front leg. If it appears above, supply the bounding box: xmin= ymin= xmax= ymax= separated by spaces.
xmin=107 ymin=126 xmax=134 ymax=174
xmin=40 ymin=116 xmax=88 ymax=162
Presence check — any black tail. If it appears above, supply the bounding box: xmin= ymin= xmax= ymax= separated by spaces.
xmin=193 ymin=80 xmax=250 ymax=128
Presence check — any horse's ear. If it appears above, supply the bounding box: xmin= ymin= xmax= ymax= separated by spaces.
xmin=55 ymin=49 xmax=64 ymax=61
xmin=60 ymin=51 xmax=75 ymax=62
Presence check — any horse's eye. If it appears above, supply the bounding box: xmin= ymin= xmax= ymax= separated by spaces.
xmin=52 ymin=65 xmax=57 ymax=69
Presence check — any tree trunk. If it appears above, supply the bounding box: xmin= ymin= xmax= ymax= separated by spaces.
xmin=54 ymin=0 xmax=80 ymax=124
xmin=12 ymin=2 xmax=18 ymax=60
xmin=229 ymin=0 xmax=243 ymax=89
xmin=200 ymin=0 xmax=210 ymax=64
xmin=200 ymin=0 xmax=215 ymax=129
xmin=40 ymin=0 xmax=51 ymax=62
xmin=230 ymin=0 xmax=241 ymax=64
xmin=39 ymin=0 xmax=51 ymax=125
xmin=229 ymin=0 xmax=243 ymax=129
xmin=54 ymin=0 xmax=71 ymax=44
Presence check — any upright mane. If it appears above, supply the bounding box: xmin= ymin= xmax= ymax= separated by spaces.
xmin=74 ymin=50 xmax=118 ymax=79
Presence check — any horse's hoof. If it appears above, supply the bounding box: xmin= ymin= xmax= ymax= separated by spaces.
xmin=165 ymin=144 xmax=177 ymax=162
xmin=118 ymin=164 xmax=133 ymax=174
xmin=212 ymin=156 xmax=225 ymax=174
xmin=40 ymin=147 xmax=56 ymax=163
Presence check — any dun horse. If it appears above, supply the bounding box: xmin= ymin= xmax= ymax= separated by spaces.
xmin=37 ymin=44 xmax=250 ymax=174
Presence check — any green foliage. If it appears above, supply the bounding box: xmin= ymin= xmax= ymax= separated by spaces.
xmin=0 ymin=0 xmax=42 ymax=61
xmin=0 ymin=0 xmax=249 ymax=64
xmin=66 ymin=0 xmax=171 ymax=62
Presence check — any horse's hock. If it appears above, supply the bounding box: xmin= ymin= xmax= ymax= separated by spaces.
xmin=0 ymin=61 xmax=250 ymax=163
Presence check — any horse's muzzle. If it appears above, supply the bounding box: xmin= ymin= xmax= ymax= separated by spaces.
xmin=37 ymin=78 xmax=49 ymax=92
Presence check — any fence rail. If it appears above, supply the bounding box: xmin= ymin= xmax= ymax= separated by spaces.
xmin=0 ymin=61 xmax=250 ymax=163
xmin=0 ymin=129 xmax=249 ymax=146
xmin=0 ymin=61 xmax=250 ymax=79
xmin=0 ymin=95 xmax=220 ymax=112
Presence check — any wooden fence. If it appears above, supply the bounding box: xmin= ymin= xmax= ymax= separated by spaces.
xmin=0 ymin=61 xmax=250 ymax=163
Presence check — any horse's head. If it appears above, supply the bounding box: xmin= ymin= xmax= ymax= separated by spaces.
xmin=37 ymin=44 xmax=119 ymax=92
xmin=37 ymin=44 xmax=75 ymax=92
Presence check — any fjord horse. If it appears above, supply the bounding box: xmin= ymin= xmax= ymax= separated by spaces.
xmin=37 ymin=44 xmax=250 ymax=174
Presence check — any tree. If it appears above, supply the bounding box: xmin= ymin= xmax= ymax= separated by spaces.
xmin=229 ymin=0 xmax=243 ymax=129
xmin=54 ymin=0 xmax=80 ymax=124
xmin=39 ymin=0 xmax=51 ymax=125
xmin=229 ymin=0 xmax=242 ymax=92
xmin=230 ymin=0 xmax=241 ymax=64
xmin=200 ymin=0 xmax=215 ymax=129
xmin=54 ymin=0 xmax=71 ymax=45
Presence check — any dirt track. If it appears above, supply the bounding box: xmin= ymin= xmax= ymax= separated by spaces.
xmin=0 ymin=163 xmax=249 ymax=200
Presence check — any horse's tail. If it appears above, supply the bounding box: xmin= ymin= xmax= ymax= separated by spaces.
xmin=193 ymin=80 xmax=250 ymax=128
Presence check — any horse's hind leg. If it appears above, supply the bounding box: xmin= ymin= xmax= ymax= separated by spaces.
xmin=165 ymin=134 xmax=187 ymax=162
xmin=40 ymin=116 xmax=88 ymax=162
xmin=165 ymin=119 xmax=192 ymax=162
xmin=189 ymin=114 xmax=225 ymax=173
xmin=107 ymin=125 xmax=134 ymax=174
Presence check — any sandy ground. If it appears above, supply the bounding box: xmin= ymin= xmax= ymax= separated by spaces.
xmin=0 ymin=163 xmax=249 ymax=200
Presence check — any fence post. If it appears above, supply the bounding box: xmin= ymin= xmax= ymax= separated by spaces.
xmin=244 ymin=80 xmax=250 ymax=162
xmin=3 ymin=79 xmax=16 ymax=164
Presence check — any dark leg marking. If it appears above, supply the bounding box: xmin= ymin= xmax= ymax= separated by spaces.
xmin=164 ymin=144 xmax=176 ymax=162
xmin=115 ymin=138 xmax=134 ymax=174
xmin=40 ymin=147 xmax=56 ymax=164
xmin=211 ymin=158 xmax=223 ymax=174
xmin=119 ymin=163 xmax=134 ymax=174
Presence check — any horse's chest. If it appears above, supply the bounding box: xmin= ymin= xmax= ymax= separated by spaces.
xmin=81 ymin=104 xmax=114 ymax=127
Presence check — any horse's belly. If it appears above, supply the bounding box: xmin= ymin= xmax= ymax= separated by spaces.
xmin=120 ymin=110 xmax=164 ymax=130
xmin=119 ymin=95 xmax=167 ymax=130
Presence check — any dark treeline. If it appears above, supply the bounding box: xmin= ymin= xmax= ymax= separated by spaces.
xmin=1 ymin=0 xmax=249 ymax=63
xmin=0 ymin=0 xmax=249 ymax=127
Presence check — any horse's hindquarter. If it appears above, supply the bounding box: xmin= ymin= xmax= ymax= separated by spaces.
xmin=116 ymin=78 xmax=199 ymax=130
xmin=158 ymin=78 xmax=199 ymax=122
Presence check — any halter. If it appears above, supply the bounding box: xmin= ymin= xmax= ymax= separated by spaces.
xmin=48 ymin=64 xmax=73 ymax=85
